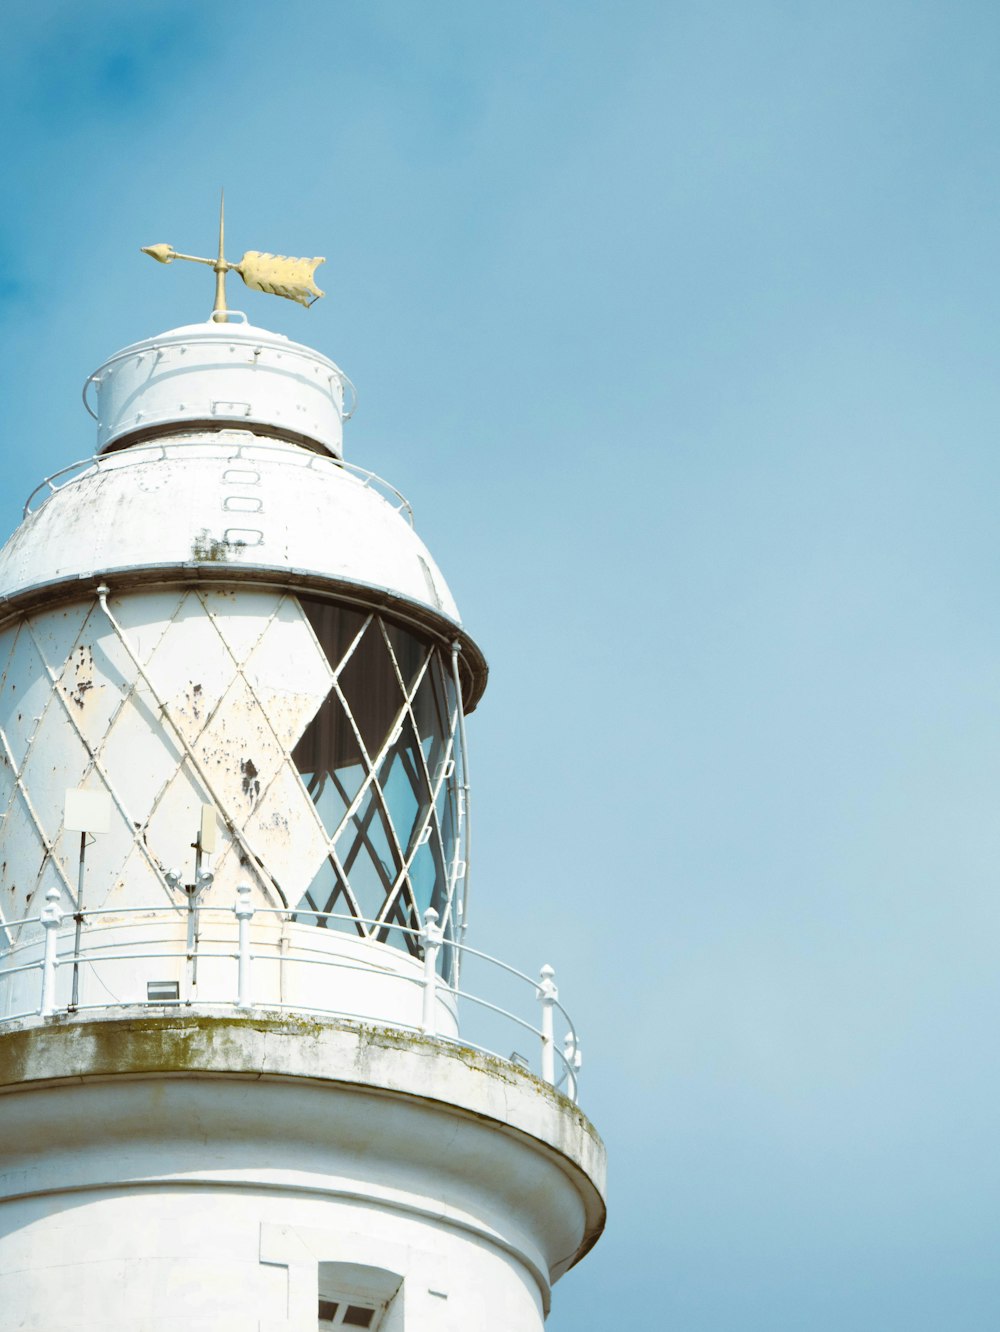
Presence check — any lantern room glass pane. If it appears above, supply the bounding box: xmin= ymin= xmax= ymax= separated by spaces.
xmin=340 ymin=620 xmax=403 ymax=761
xmin=303 ymin=602 xmax=368 ymax=675
xmin=291 ymin=599 xmax=465 ymax=964
xmin=298 ymin=858 xmax=358 ymax=933
xmin=382 ymin=619 xmax=425 ymax=693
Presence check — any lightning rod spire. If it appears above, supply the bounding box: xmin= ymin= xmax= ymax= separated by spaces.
xmin=213 ymin=188 xmax=227 ymax=320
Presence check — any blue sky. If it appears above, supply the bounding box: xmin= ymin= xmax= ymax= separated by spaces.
xmin=5 ymin=3 xmax=1000 ymax=1327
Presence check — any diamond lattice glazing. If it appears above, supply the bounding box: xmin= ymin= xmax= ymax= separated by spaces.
xmin=0 ymin=591 xmax=468 ymax=978
xmin=291 ymin=600 xmax=466 ymax=966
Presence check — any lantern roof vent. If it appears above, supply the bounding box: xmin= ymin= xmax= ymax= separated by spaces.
xmin=85 ymin=316 xmax=353 ymax=459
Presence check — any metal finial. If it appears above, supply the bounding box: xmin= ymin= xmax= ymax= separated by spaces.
xmin=141 ymin=192 xmax=326 ymax=320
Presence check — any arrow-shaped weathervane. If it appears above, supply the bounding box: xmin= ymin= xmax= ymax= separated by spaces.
xmin=142 ymin=192 xmax=325 ymax=319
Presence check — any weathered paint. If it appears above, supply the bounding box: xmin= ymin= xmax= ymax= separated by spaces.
xmin=0 ymin=435 xmax=465 ymax=628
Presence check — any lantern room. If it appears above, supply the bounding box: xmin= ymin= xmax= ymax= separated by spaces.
xmin=0 ymin=313 xmax=486 ymax=1030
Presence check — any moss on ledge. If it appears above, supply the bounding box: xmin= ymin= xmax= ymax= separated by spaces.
xmin=0 ymin=1008 xmax=599 ymax=1145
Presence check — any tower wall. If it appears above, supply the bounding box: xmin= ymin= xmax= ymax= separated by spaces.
xmin=0 ymin=1015 xmax=605 ymax=1332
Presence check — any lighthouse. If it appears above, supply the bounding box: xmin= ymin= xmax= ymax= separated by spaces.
xmin=0 ymin=213 xmax=606 ymax=1331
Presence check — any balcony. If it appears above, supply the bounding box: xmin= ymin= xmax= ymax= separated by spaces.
xmin=0 ymin=893 xmax=582 ymax=1102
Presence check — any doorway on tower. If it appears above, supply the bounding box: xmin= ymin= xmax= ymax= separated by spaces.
xmin=291 ymin=597 xmax=466 ymax=977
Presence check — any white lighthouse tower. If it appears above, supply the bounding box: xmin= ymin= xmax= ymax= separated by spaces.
xmin=0 ymin=215 xmax=606 ymax=1331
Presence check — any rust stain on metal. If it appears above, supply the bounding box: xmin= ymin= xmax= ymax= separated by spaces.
xmin=191 ymin=529 xmax=246 ymax=562
xmin=63 ymin=644 xmax=96 ymax=710
xmin=240 ymin=757 xmax=260 ymax=803
xmin=179 ymin=681 xmax=204 ymax=724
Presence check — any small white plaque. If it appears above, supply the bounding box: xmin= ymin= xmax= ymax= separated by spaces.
xmin=64 ymin=788 xmax=112 ymax=834
xmin=200 ymin=804 xmax=218 ymax=854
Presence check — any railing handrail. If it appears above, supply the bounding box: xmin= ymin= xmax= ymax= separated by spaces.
xmin=22 ymin=439 xmax=414 ymax=525
xmin=0 ymin=896 xmax=580 ymax=1100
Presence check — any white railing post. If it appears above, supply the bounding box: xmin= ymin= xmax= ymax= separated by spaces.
xmin=235 ymin=884 xmax=254 ymax=1009
xmin=420 ymin=907 xmax=442 ymax=1035
xmin=40 ymin=888 xmax=64 ymax=1017
xmin=538 ymin=963 xmax=557 ymax=1084
xmin=563 ymin=1031 xmax=582 ymax=1102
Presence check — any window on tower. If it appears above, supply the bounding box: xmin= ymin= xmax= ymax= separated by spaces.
xmin=316 ymin=1262 xmax=402 ymax=1331
xmin=318 ymin=1297 xmax=378 ymax=1328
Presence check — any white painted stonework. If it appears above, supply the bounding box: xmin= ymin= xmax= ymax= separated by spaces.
xmin=0 ymin=1014 xmax=606 ymax=1331
xmin=0 ymin=315 xmax=605 ymax=1329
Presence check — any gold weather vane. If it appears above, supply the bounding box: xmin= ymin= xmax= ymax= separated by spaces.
xmin=141 ymin=191 xmax=325 ymax=319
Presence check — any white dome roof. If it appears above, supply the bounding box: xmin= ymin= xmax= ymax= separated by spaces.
xmin=1 ymin=434 xmax=452 ymax=613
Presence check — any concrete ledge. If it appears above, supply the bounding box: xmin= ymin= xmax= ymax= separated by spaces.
xmin=0 ymin=1009 xmax=606 ymax=1278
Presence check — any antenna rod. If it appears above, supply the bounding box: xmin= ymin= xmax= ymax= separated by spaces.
xmin=71 ymin=831 xmax=86 ymax=1009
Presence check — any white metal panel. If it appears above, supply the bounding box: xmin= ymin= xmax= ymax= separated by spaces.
xmin=240 ymin=763 xmax=331 ymax=904
xmin=19 ymin=689 xmax=92 ymax=799
xmin=98 ymin=841 xmax=173 ymax=916
xmin=0 ymin=748 xmax=15 ymax=841
xmin=28 ymin=603 xmax=91 ymax=677
xmin=201 ymin=585 xmax=284 ymax=664
xmin=140 ymin=592 xmax=240 ymax=744
xmin=0 ymin=624 xmax=17 ymax=692
xmin=143 ymin=763 xmax=212 ymax=881
xmin=56 ymin=638 xmax=126 ymax=742
xmin=0 ymin=627 xmax=51 ymax=769
xmin=109 ymin=588 xmax=185 ymax=663
xmin=192 ymin=673 xmax=288 ymax=812
xmin=0 ymin=792 xmax=52 ymax=916
xmin=241 ymin=597 xmax=334 ymax=749
xmin=100 ymin=687 xmax=184 ymax=815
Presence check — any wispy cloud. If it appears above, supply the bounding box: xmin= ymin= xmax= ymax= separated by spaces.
xmin=9 ymin=2 xmax=223 ymax=129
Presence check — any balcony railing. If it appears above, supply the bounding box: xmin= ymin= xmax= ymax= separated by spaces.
xmin=22 ymin=438 xmax=414 ymax=524
xmin=0 ymin=889 xmax=582 ymax=1102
